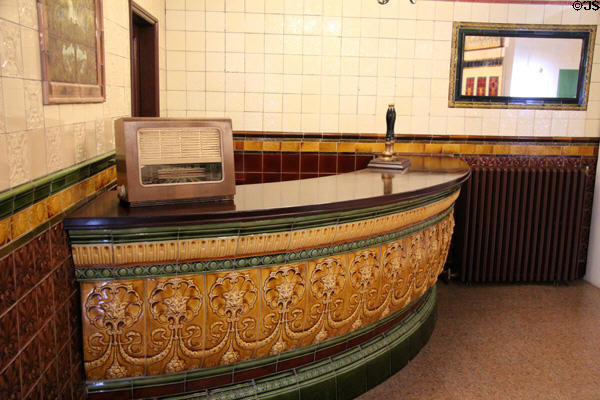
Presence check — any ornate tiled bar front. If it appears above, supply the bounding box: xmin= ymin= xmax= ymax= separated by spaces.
xmin=64 ymin=155 xmax=469 ymax=400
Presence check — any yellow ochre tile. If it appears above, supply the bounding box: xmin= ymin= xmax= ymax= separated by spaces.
xmin=11 ymin=208 xmax=32 ymax=239
xmin=355 ymin=142 xmax=373 ymax=153
xmin=244 ymin=141 xmax=263 ymax=151
xmin=319 ymin=142 xmax=337 ymax=152
xmin=262 ymin=141 xmax=281 ymax=151
xmin=459 ymin=144 xmax=476 ymax=154
xmin=30 ymin=200 xmax=48 ymax=229
xmin=441 ymin=144 xmax=460 ymax=154
xmin=337 ymin=142 xmax=356 ymax=153
xmin=301 ymin=141 xmax=319 ymax=152
xmin=424 ymin=144 xmax=442 ymax=153
xmin=492 ymin=145 xmax=510 ymax=154
xmin=0 ymin=218 xmax=11 ymax=247
xmin=475 ymin=145 xmax=493 ymax=154
xmin=281 ymin=141 xmax=300 ymax=151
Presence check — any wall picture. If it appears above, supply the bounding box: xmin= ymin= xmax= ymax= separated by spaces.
xmin=37 ymin=0 xmax=105 ymax=104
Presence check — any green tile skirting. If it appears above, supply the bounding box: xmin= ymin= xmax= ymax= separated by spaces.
xmin=0 ymin=151 xmax=116 ymax=220
xmin=75 ymin=206 xmax=452 ymax=281
xmin=87 ymin=285 xmax=437 ymax=399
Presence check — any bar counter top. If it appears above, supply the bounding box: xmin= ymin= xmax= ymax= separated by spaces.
xmin=65 ymin=155 xmax=469 ymax=229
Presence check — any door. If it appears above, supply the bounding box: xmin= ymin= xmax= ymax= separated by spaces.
xmin=130 ymin=2 xmax=159 ymax=117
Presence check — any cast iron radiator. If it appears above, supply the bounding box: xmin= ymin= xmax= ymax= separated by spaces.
xmin=450 ymin=156 xmax=595 ymax=283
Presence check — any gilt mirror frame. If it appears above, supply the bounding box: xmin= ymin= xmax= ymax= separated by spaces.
xmin=37 ymin=0 xmax=106 ymax=104
xmin=449 ymin=22 xmax=596 ymax=110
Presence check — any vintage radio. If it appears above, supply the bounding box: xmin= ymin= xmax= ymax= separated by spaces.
xmin=115 ymin=118 xmax=235 ymax=206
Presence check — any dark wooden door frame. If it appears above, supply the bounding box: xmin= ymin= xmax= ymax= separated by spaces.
xmin=129 ymin=1 xmax=160 ymax=117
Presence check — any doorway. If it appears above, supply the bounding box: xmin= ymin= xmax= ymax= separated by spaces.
xmin=130 ymin=2 xmax=159 ymax=117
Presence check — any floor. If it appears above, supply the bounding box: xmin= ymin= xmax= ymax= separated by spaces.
xmin=358 ymin=281 xmax=600 ymax=400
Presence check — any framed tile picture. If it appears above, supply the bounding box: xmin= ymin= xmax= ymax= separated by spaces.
xmin=37 ymin=0 xmax=105 ymax=104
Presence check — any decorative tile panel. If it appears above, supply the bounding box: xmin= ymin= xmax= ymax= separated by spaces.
xmin=71 ymin=191 xmax=458 ymax=268
xmin=23 ymin=80 xmax=42 ymax=129
xmin=6 ymin=132 xmax=29 ymax=187
xmin=74 ymin=123 xmax=87 ymax=163
xmin=45 ymin=126 xmax=62 ymax=173
xmin=17 ymin=0 xmax=37 ymax=29
xmin=0 ymin=20 xmax=23 ymax=77
xmin=79 ymin=213 xmax=454 ymax=380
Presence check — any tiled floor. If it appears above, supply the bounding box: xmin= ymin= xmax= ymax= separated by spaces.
xmin=358 ymin=281 xmax=600 ymax=400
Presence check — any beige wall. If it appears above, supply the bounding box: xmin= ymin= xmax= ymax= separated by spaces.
xmin=164 ymin=0 xmax=600 ymax=138
xmin=0 ymin=0 xmax=166 ymax=193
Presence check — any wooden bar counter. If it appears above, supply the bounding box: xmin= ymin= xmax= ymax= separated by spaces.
xmin=64 ymin=155 xmax=470 ymax=400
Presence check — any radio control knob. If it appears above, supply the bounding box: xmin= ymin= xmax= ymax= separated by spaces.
xmin=117 ymin=185 xmax=127 ymax=200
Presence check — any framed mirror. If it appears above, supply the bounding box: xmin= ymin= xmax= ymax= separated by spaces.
xmin=449 ymin=22 xmax=596 ymax=110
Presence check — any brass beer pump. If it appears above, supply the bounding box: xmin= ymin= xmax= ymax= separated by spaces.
xmin=368 ymin=104 xmax=411 ymax=170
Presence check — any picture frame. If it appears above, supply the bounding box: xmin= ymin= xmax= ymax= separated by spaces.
xmin=37 ymin=0 xmax=105 ymax=104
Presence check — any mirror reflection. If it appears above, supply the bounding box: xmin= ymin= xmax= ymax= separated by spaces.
xmin=461 ymin=36 xmax=583 ymax=98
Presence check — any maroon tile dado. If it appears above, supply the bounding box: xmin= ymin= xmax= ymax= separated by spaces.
xmin=338 ymin=154 xmax=356 ymax=173
xmin=263 ymin=152 xmax=282 ymax=173
xmin=263 ymin=172 xmax=282 ymax=183
xmin=0 ymin=254 xmax=16 ymax=315
xmin=0 ymin=306 xmax=19 ymax=371
xmin=234 ymin=152 xmax=244 ymax=173
xmin=0 ymin=222 xmax=84 ymax=400
xmin=300 ymin=152 xmax=319 ymax=173
xmin=243 ymin=153 xmax=262 ymax=172
xmin=282 ymin=152 xmax=300 ymax=172
xmin=319 ymin=154 xmax=337 ymax=174
xmin=0 ymin=357 xmax=21 ymax=400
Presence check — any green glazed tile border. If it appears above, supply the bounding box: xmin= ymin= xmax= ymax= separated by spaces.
xmin=178 ymin=286 xmax=436 ymax=400
xmin=74 ymin=207 xmax=452 ymax=281
xmin=0 ymin=151 xmax=116 ymax=219
xmin=87 ymin=285 xmax=436 ymax=397
xmin=68 ymin=187 xmax=458 ymax=245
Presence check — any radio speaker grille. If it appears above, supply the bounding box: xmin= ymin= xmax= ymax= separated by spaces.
xmin=137 ymin=128 xmax=222 ymax=165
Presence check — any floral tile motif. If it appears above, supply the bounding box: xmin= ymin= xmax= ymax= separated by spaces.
xmin=79 ymin=214 xmax=455 ymax=381
xmin=0 ymin=306 xmax=19 ymax=372
xmin=0 ymin=358 xmax=21 ymax=400
xmin=0 ymin=254 xmax=16 ymax=315
xmin=17 ymin=290 xmax=39 ymax=348
xmin=81 ymin=279 xmax=146 ymax=380
xmin=145 ymin=275 xmax=206 ymax=375
xmin=19 ymin=336 xmax=41 ymax=397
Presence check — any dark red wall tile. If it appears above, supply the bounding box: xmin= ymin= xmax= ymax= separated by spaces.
xmin=319 ymin=154 xmax=337 ymax=174
xmin=300 ymin=153 xmax=318 ymax=173
xmin=282 ymin=173 xmax=299 ymax=181
xmin=262 ymin=173 xmax=282 ymax=183
xmin=0 ymin=359 xmax=21 ymax=400
xmin=14 ymin=243 xmax=39 ymax=299
xmin=0 ymin=254 xmax=16 ymax=315
xmin=36 ymin=277 xmax=54 ymax=323
xmin=337 ymin=154 xmax=356 ymax=172
xmin=356 ymin=154 xmax=373 ymax=169
xmin=243 ymin=153 xmax=262 ymax=172
xmin=18 ymin=291 xmax=39 ymax=348
xmin=0 ymin=306 xmax=19 ymax=371
xmin=234 ymin=152 xmax=244 ymax=173
xmin=244 ymin=172 xmax=262 ymax=184
xmin=263 ymin=153 xmax=282 ymax=173
xmin=20 ymin=338 xmax=41 ymax=397
xmin=282 ymin=152 xmax=300 ymax=172
xmin=33 ymin=230 xmax=51 ymax=277
xmin=40 ymin=359 xmax=60 ymax=400
xmin=50 ymin=223 xmax=69 ymax=266
xmin=300 ymin=173 xmax=318 ymax=180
